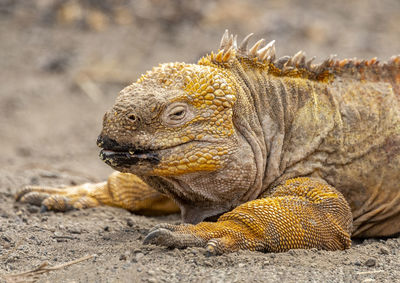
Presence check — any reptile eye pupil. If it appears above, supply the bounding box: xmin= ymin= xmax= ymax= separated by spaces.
xmin=169 ymin=108 xmax=186 ymax=120
xmin=173 ymin=110 xmax=184 ymax=117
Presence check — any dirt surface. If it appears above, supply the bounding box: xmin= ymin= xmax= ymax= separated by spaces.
xmin=1 ymin=0 xmax=400 ymax=282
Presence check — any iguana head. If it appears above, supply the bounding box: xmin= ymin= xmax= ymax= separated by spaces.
xmin=98 ymin=62 xmax=238 ymax=176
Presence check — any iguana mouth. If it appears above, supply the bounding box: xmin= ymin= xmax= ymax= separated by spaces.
xmin=97 ymin=135 xmax=160 ymax=166
xmin=100 ymin=149 xmax=160 ymax=166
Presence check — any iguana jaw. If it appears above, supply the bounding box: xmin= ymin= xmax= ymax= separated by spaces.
xmin=97 ymin=134 xmax=221 ymax=175
xmin=100 ymin=149 xmax=160 ymax=166
xmin=98 ymin=135 xmax=160 ymax=168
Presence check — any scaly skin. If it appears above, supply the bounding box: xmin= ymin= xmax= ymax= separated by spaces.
xmin=17 ymin=30 xmax=400 ymax=254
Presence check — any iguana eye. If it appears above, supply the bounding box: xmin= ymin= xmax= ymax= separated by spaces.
xmin=169 ymin=106 xmax=186 ymax=120
xmin=162 ymin=102 xmax=193 ymax=127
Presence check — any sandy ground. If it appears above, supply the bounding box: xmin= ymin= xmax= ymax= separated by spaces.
xmin=1 ymin=0 xmax=400 ymax=282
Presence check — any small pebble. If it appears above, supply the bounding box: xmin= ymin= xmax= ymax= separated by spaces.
xmin=30 ymin=177 xmax=39 ymax=185
xmin=135 ymin=253 xmax=144 ymax=261
xmin=380 ymin=247 xmax=390 ymax=255
xmin=2 ymin=235 xmax=12 ymax=242
xmin=119 ymin=254 xmax=127 ymax=261
xmin=27 ymin=205 xmax=39 ymax=214
xmin=68 ymin=227 xmax=82 ymax=234
xmin=365 ymin=258 xmax=376 ymax=267
xmin=104 ymin=226 xmax=110 ymax=232
xmin=40 ymin=54 xmax=70 ymax=73
xmin=126 ymin=218 xmax=135 ymax=227
xmin=39 ymin=171 xmax=60 ymax=178
xmin=54 ymin=231 xmax=63 ymax=237
xmin=16 ymin=146 xmax=31 ymax=157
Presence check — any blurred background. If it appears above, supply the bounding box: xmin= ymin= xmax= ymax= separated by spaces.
xmin=1 ymin=0 xmax=400 ymax=181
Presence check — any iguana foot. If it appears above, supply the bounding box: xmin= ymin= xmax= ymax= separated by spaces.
xmin=143 ymin=220 xmax=264 ymax=256
xmin=16 ymin=172 xmax=180 ymax=215
xmin=16 ymin=183 xmax=104 ymax=212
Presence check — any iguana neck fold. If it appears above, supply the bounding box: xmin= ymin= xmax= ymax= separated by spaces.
xmin=227 ymin=59 xmax=338 ymax=197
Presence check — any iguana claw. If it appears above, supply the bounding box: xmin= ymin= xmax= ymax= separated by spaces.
xmin=143 ymin=225 xmax=206 ymax=249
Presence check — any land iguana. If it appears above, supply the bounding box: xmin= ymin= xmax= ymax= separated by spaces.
xmin=16 ymin=30 xmax=400 ymax=255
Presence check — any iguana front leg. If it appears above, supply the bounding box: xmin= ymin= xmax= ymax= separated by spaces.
xmin=16 ymin=172 xmax=179 ymax=215
xmin=144 ymin=177 xmax=352 ymax=254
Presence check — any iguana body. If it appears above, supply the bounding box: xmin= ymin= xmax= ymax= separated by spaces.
xmin=17 ymin=31 xmax=400 ymax=254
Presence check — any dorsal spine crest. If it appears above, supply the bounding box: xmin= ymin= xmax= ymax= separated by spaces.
xmin=198 ymin=30 xmax=400 ymax=85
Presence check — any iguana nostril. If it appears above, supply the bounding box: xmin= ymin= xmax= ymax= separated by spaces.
xmin=126 ymin=113 xmax=141 ymax=129
xmin=128 ymin=114 xmax=137 ymax=121
xmin=127 ymin=113 xmax=142 ymax=123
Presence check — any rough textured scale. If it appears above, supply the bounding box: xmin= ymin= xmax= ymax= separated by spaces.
xmin=16 ymin=30 xmax=400 ymax=254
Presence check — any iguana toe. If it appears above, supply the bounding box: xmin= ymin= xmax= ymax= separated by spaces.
xmin=143 ymin=225 xmax=206 ymax=249
xmin=42 ymin=195 xmax=73 ymax=212
xmin=205 ymin=238 xmax=230 ymax=256
xmin=19 ymin=191 xmax=51 ymax=206
xmin=16 ymin=186 xmax=62 ymax=201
